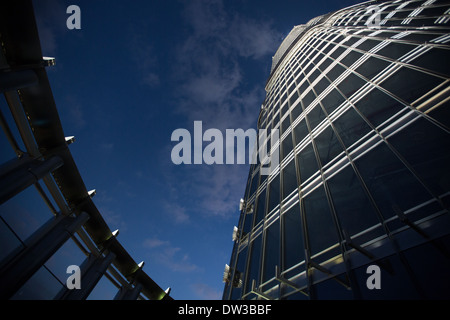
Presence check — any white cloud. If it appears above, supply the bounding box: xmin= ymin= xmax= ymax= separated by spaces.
xmin=191 ymin=283 xmax=222 ymax=300
xmin=142 ymin=237 xmax=200 ymax=273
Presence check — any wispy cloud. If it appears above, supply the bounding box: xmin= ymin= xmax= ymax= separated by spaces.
xmin=191 ymin=283 xmax=222 ymax=300
xmin=142 ymin=237 xmax=200 ymax=273
xmin=160 ymin=0 xmax=281 ymax=221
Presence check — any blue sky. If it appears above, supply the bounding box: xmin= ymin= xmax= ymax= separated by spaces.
xmin=31 ymin=0 xmax=362 ymax=300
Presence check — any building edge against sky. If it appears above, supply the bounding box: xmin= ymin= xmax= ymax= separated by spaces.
xmin=223 ymin=0 xmax=450 ymax=300
xmin=0 ymin=1 xmax=172 ymax=300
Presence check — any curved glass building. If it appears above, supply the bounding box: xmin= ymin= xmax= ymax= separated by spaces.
xmin=223 ymin=0 xmax=450 ymax=300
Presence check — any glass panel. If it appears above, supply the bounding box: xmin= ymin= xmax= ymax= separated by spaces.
xmin=302 ymin=90 xmax=316 ymax=109
xmin=245 ymin=236 xmax=262 ymax=293
xmin=388 ymin=117 xmax=450 ymax=198
xmin=291 ymin=101 xmax=304 ymax=121
xmin=376 ymin=42 xmax=415 ymax=60
xmin=45 ymin=238 xmax=88 ymax=285
xmin=333 ymin=107 xmax=372 ymax=148
xmin=327 ymin=165 xmax=381 ymax=240
xmin=281 ymin=116 xmax=290 ymax=135
xmin=0 ymin=186 xmax=54 ymax=241
xmin=353 ymin=255 xmax=421 ymax=299
xmin=314 ymin=77 xmax=330 ymax=97
xmin=413 ymin=48 xmax=450 ymax=77
xmin=303 ymin=185 xmax=339 ymax=256
xmin=403 ymin=235 xmax=450 ymax=299
xmin=289 ymin=90 xmax=299 ymax=106
xmin=11 ymin=266 xmax=63 ymax=300
xmin=306 ymin=104 xmax=326 ymax=131
xmin=282 ymin=160 xmax=298 ymax=201
xmin=326 ymin=63 xmax=346 ymax=82
xmin=321 ymin=88 xmax=345 ymax=115
xmin=254 ymin=189 xmax=266 ymax=226
xmin=354 ymin=142 xmax=432 ymax=220
xmin=355 ymin=56 xmax=390 ymax=80
xmin=314 ymin=126 xmax=343 ymax=166
xmin=282 ymin=203 xmax=305 ymax=271
xmin=337 ymin=72 xmax=366 ymax=98
xmin=353 ymin=87 xmax=403 ymax=127
xmin=293 ymin=118 xmax=309 ymax=146
xmin=267 ymin=174 xmax=280 ymax=214
xmin=428 ymin=99 xmax=450 ymax=129
xmin=231 ymin=246 xmax=248 ymax=299
xmin=281 ymin=133 xmax=293 ymax=161
xmin=243 ymin=201 xmax=254 ymax=234
xmin=340 ymin=51 xmax=363 ymax=68
xmin=314 ymin=277 xmax=354 ymax=299
xmin=249 ymin=172 xmax=260 ymax=198
xmin=262 ymin=220 xmax=280 ymax=283
xmin=87 ymin=275 xmax=118 ymax=300
xmin=356 ymin=39 xmax=380 ymax=52
xmin=380 ymin=67 xmax=442 ymax=104
xmin=297 ymin=143 xmax=319 ymax=183
xmin=0 ymin=218 xmax=24 ymax=265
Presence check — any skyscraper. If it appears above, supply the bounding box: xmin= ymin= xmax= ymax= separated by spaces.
xmin=223 ymin=0 xmax=450 ymax=300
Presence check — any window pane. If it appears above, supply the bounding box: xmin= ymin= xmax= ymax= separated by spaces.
xmin=355 ymin=142 xmax=432 ymax=220
xmin=263 ymin=220 xmax=280 ymax=282
xmin=340 ymin=51 xmax=363 ymax=68
xmin=388 ymin=117 xmax=450 ymax=198
xmin=11 ymin=266 xmax=63 ymax=300
xmin=254 ymin=189 xmax=267 ymax=226
xmin=283 ymin=203 xmax=305 ymax=270
xmin=87 ymin=275 xmax=118 ymax=300
xmin=307 ymin=104 xmax=326 ymax=131
xmin=281 ymin=133 xmax=293 ymax=161
xmin=268 ymin=174 xmax=280 ymax=213
xmin=231 ymin=246 xmax=248 ymax=299
xmin=0 ymin=218 xmax=24 ymax=265
xmin=282 ymin=160 xmax=298 ymax=200
xmin=337 ymin=72 xmax=366 ymax=98
xmin=354 ymin=87 xmax=403 ymax=127
xmin=249 ymin=172 xmax=260 ymax=198
xmin=304 ymin=185 xmax=339 ymax=255
xmin=355 ymin=56 xmax=390 ymax=79
xmin=333 ymin=107 xmax=372 ymax=148
xmin=0 ymin=186 xmax=54 ymax=241
xmin=293 ymin=118 xmax=309 ymax=146
xmin=291 ymin=101 xmax=304 ymax=121
xmin=321 ymin=88 xmax=345 ymax=115
xmin=327 ymin=165 xmax=381 ymax=240
xmin=245 ymin=236 xmax=262 ymax=293
xmin=376 ymin=42 xmax=415 ymax=60
xmin=380 ymin=67 xmax=442 ymax=104
xmin=297 ymin=143 xmax=319 ymax=183
xmin=314 ymin=126 xmax=343 ymax=166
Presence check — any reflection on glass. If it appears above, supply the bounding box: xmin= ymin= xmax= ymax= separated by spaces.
xmin=303 ymin=186 xmax=338 ymax=255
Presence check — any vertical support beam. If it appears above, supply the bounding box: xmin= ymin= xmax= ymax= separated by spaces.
xmin=56 ymin=251 xmax=116 ymax=300
xmin=0 ymin=212 xmax=89 ymax=300
xmin=0 ymin=155 xmax=64 ymax=205
xmin=114 ymin=283 xmax=143 ymax=300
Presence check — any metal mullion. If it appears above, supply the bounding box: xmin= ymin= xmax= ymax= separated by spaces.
xmin=298 ymin=54 xmax=356 ymax=293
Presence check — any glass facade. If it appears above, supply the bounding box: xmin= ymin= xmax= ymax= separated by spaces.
xmin=223 ymin=0 xmax=450 ymax=300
